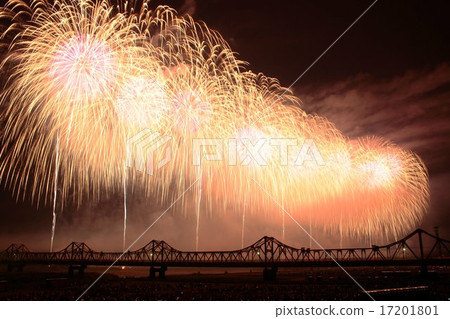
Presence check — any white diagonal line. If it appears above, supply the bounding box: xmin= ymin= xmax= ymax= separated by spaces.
xmin=250 ymin=177 xmax=376 ymax=301
xmin=249 ymin=0 xmax=379 ymax=127
xmin=76 ymin=177 xmax=200 ymax=301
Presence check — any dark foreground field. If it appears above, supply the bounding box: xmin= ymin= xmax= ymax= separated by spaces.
xmin=0 ymin=266 xmax=449 ymax=301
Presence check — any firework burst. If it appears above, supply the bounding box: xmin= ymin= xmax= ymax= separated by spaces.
xmin=0 ymin=0 xmax=430 ymax=246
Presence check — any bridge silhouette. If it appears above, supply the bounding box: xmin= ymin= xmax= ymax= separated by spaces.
xmin=1 ymin=229 xmax=449 ymax=280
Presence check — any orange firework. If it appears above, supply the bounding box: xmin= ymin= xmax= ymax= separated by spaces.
xmin=0 ymin=0 xmax=430 ymax=248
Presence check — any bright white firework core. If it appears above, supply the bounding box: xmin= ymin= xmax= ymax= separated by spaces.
xmin=358 ymin=154 xmax=402 ymax=188
xmin=171 ymin=89 xmax=210 ymax=133
xmin=116 ymin=76 xmax=168 ymax=128
xmin=50 ymin=34 xmax=116 ymax=99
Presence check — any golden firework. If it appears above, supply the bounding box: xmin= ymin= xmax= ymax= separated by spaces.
xmin=0 ymin=0 xmax=430 ymax=244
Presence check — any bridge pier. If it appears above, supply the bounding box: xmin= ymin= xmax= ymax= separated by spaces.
xmin=418 ymin=230 xmax=428 ymax=275
xmin=68 ymin=264 xmax=87 ymax=277
xmin=149 ymin=266 xmax=167 ymax=279
xmin=263 ymin=266 xmax=278 ymax=281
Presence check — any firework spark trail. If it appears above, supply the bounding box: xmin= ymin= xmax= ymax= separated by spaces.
xmin=195 ymin=166 xmax=202 ymax=250
xmin=0 ymin=0 xmax=430 ymax=246
xmin=241 ymin=206 xmax=245 ymax=249
xmin=50 ymin=133 xmax=60 ymax=253
xmin=281 ymin=196 xmax=285 ymax=242
xmin=241 ymin=182 xmax=248 ymax=249
xmin=122 ymin=165 xmax=127 ymax=252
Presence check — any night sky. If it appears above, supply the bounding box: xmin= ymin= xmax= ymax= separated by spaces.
xmin=1 ymin=0 xmax=450 ymax=251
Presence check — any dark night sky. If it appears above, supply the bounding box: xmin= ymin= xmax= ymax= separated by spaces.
xmin=1 ymin=0 xmax=450 ymax=251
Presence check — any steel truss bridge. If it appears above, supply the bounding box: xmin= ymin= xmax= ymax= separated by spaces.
xmin=1 ymin=229 xmax=449 ymax=279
